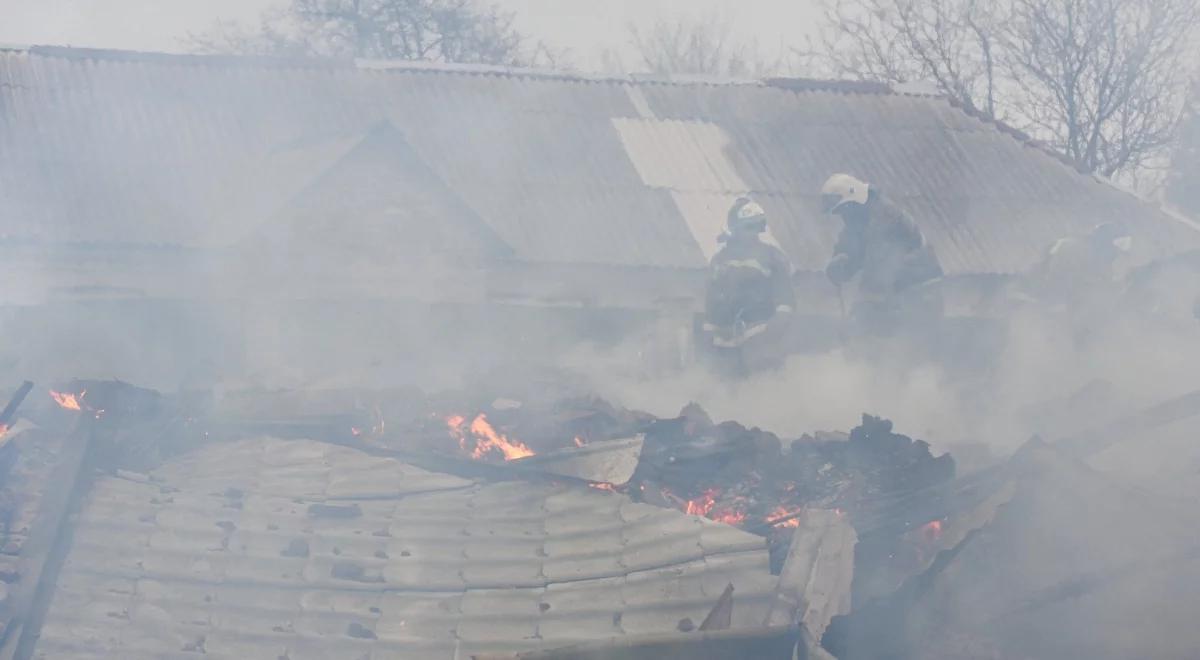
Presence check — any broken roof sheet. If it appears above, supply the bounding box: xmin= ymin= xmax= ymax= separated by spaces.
xmin=826 ymin=440 xmax=1200 ymax=660
xmin=1 ymin=46 xmax=1196 ymax=273
xmin=33 ymin=437 xmax=776 ymax=659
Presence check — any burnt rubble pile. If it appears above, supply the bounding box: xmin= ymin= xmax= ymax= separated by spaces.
xmin=0 ymin=380 xmax=958 ymax=651
xmin=9 ymin=378 xmax=1191 ymax=659
xmin=390 ymin=392 xmax=955 ymax=551
xmin=19 ymin=379 xmax=959 ymax=583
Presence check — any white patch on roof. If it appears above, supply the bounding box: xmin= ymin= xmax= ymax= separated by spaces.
xmin=612 ymin=118 xmax=751 ymax=193
xmin=612 ymin=118 xmax=783 ymax=260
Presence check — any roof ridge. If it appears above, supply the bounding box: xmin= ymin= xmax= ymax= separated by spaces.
xmin=15 ymin=44 xmax=771 ymax=86
xmin=23 ymin=44 xmax=352 ymax=70
xmin=763 ymin=77 xmax=897 ymax=95
xmin=11 ymin=44 xmax=928 ymax=92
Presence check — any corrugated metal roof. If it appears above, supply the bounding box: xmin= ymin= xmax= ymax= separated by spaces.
xmin=1 ymin=46 xmax=1197 ymax=274
xmin=34 ymin=437 xmax=777 ymax=659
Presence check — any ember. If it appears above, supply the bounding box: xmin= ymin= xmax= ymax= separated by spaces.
xmin=919 ymin=519 xmax=944 ymax=542
xmin=588 ymin=482 xmax=617 ymax=492
xmin=50 ymin=390 xmax=84 ymax=411
xmin=679 ymin=488 xmax=749 ymax=526
xmin=710 ymin=507 xmax=748 ymax=526
xmin=684 ymin=487 xmax=721 ymax=517
xmin=351 ymin=406 xmax=386 ymax=439
xmin=446 ymin=413 xmax=535 ymax=461
xmin=768 ymin=506 xmax=803 ymax=528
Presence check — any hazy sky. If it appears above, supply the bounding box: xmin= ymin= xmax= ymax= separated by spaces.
xmin=0 ymin=0 xmax=821 ymax=68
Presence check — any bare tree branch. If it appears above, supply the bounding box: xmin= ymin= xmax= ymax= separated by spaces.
xmin=626 ymin=17 xmax=792 ymax=77
xmin=813 ymin=0 xmax=1199 ymax=177
xmin=185 ymin=0 xmax=568 ymax=68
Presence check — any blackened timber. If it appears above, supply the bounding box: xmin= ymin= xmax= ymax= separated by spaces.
xmin=0 ymin=383 xmax=32 ymax=430
xmin=0 ymin=418 xmax=97 ymax=660
xmin=0 ymin=382 xmax=34 ymax=486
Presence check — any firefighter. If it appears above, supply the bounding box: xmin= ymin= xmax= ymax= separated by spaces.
xmin=1027 ymin=222 xmax=1133 ymax=307
xmin=820 ymin=174 xmax=944 ymax=338
xmin=702 ymin=197 xmax=796 ymax=375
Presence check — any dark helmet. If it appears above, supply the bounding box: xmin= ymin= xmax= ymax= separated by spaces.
xmin=727 ymin=197 xmax=768 ymax=234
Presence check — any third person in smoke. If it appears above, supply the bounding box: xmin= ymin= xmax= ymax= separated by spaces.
xmin=1025 ymin=221 xmax=1133 ymax=308
xmin=702 ymin=197 xmax=795 ymax=374
xmin=820 ymin=174 xmax=944 ymax=338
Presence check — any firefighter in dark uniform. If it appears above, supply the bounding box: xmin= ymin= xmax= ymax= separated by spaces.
xmin=702 ymin=197 xmax=796 ymax=376
xmin=1027 ymin=221 xmax=1133 ymax=308
xmin=821 ymin=174 xmax=944 ymax=339
xmin=1023 ymin=221 xmax=1133 ymax=347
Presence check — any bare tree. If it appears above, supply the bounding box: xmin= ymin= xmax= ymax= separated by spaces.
xmin=1167 ymin=81 xmax=1200 ymax=215
xmin=814 ymin=0 xmax=1200 ymax=177
xmin=627 ymin=17 xmax=790 ymax=77
xmin=1005 ymin=0 xmax=1198 ymax=175
xmin=814 ymin=0 xmax=1000 ymax=117
xmin=188 ymin=0 xmax=565 ymax=68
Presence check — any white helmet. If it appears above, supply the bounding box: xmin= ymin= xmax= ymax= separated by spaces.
xmin=821 ymin=174 xmax=870 ymax=213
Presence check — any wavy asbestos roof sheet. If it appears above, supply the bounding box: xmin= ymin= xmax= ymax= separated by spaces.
xmin=1 ymin=46 xmax=1196 ymax=273
xmin=32 ymin=438 xmax=775 ymax=659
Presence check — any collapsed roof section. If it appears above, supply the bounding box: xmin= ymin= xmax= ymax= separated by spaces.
xmin=34 ymin=437 xmax=785 ymax=659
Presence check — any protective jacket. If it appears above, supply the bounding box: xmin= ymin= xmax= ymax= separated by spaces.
xmin=826 ymin=196 xmax=943 ymax=300
xmin=705 ymin=236 xmax=795 ymax=344
xmin=1027 ymin=236 xmax=1120 ymax=305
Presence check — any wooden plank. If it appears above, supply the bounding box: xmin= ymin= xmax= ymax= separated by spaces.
xmin=0 ymin=383 xmax=33 ymax=431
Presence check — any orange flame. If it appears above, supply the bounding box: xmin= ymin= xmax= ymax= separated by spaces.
xmin=768 ymin=506 xmax=803 ymax=528
xmin=919 ymin=519 xmax=944 ymax=542
xmin=685 ymin=488 xmax=719 ymax=516
xmin=445 ymin=413 xmax=535 ymax=461
xmin=50 ymin=390 xmax=84 ymax=411
xmin=589 ymin=482 xmax=617 ymax=492
xmin=446 ymin=415 xmax=468 ymax=452
xmin=681 ymin=488 xmax=747 ymax=526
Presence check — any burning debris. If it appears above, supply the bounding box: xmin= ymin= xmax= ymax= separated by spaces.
xmin=446 ymin=413 xmax=536 ymax=461
xmin=380 ymin=392 xmax=953 ymax=562
xmin=11 ymin=377 xmax=1183 ymax=660
xmin=0 ymin=382 xmax=33 ymax=444
xmin=48 ymin=390 xmax=83 ymax=411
